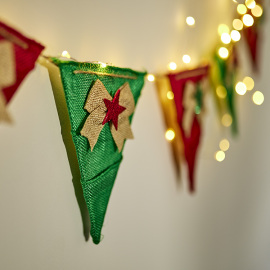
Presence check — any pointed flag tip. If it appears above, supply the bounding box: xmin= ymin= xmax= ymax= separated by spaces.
xmin=82 ymin=161 xmax=121 ymax=245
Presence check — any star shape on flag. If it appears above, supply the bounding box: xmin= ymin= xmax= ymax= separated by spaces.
xmin=102 ymin=89 xmax=126 ymax=130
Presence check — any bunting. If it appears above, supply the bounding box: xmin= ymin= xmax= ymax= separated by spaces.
xmin=0 ymin=0 xmax=266 ymax=244
xmin=242 ymin=0 xmax=264 ymax=72
xmin=211 ymin=47 xmax=239 ymax=134
xmin=0 ymin=21 xmax=44 ymax=122
xmin=43 ymin=57 xmax=146 ymax=244
xmin=167 ymin=66 xmax=209 ymax=192
xmin=155 ymin=76 xmax=183 ymax=179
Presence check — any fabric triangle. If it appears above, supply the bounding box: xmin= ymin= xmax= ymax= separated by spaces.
xmin=213 ymin=47 xmax=238 ymax=135
xmin=45 ymin=57 xmax=146 ymax=244
xmin=243 ymin=24 xmax=259 ymax=72
xmin=168 ymin=66 xmax=209 ymax=192
xmin=0 ymin=21 xmax=44 ymax=104
xmin=242 ymin=1 xmax=263 ymax=73
xmin=155 ymin=75 xmax=183 ymax=181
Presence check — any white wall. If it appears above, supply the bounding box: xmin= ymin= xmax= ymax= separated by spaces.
xmin=0 ymin=0 xmax=270 ymax=269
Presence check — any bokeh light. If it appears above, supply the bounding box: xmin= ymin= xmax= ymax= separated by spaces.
xmin=252 ymin=91 xmax=264 ymax=105
xmin=243 ymin=77 xmax=254 ymax=91
xmin=219 ymin=139 xmax=230 ymax=151
xmin=235 ymin=82 xmax=247 ymax=95
xmin=167 ymin=91 xmax=174 ymax=100
xmin=165 ymin=129 xmax=176 ymax=141
xmin=215 ymin=151 xmax=226 ymax=162
xmin=186 ymin=16 xmax=195 ymax=26
xmin=216 ymin=85 xmax=227 ymax=99
xmin=218 ymin=47 xmax=229 ymax=59
xmin=242 ymin=14 xmax=254 ymax=27
xmin=222 ymin=114 xmax=233 ymax=127
xmin=147 ymin=74 xmax=155 ymax=82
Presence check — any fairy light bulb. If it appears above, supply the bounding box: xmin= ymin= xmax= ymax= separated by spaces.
xmin=168 ymin=62 xmax=177 ymax=70
xmin=167 ymin=91 xmax=174 ymax=100
xmin=231 ymin=30 xmax=241 ymax=42
xmin=242 ymin=14 xmax=254 ymax=27
xmin=251 ymin=5 xmax=263 ymax=17
xmin=165 ymin=129 xmax=175 ymax=141
xmin=186 ymin=16 xmax=195 ymax=26
xmin=222 ymin=114 xmax=233 ymax=127
xmin=218 ymin=47 xmax=229 ymax=59
xmin=216 ymin=85 xmax=227 ymax=99
xmin=252 ymin=91 xmax=264 ymax=105
xmin=100 ymin=62 xmax=107 ymax=68
xmin=215 ymin=151 xmax=225 ymax=162
xmin=235 ymin=82 xmax=247 ymax=95
xmin=233 ymin=19 xmax=244 ymax=30
xmin=237 ymin=4 xmax=247 ymax=14
xmin=182 ymin=55 xmax=191 ymax=64
xmin=61 ymin=50 xmax=71 ymax=58
xmin=245 ymin=0 xmax=256 ymax=9
xmin=218 ymin=24 xmax=230 ymax=36
xmin=243 ymin=76 xmax=254 ymax=90
xmin=221 ymin=33 xmax=231 ymax=44
xmin=147 ymin=74 xmax=155 ymax=82
xmin=219 ymin=139 xmax=230 ymax=151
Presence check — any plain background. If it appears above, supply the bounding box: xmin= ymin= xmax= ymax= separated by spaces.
xmin=0 ymin=0 xmax=270 ymax=269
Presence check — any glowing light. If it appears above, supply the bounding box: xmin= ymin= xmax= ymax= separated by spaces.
xmin=100 ymin=62 xmax=107 ymax=68
xmin=237 ymin=4 xmax=247 ymax=14
xmin=235 ymin=82 xmax=247 ymax=95
xmin=215 ymin=151 xmax=225 ymax=162
xmin=218 ymin=24 xmax=230 ymax=36
xmin=231 ymin=30 xmax=241 ymax=42
xmin=168 ymin=62 xmax=177 ymax=70
xmin=243 ymin=76 xmax=254 ymax=90
xmin=252 ymin=91 xmax=264 ymax=105
xmin=216 ymin=85 xmax=227 ymax=99
xmin=219 ymin=139 xmax=230 ymax=151
xmin=222 ymin=114 xmax=233 ymax=127
xmin=167 ymin=91 xmax=174 ymax=100
xmin=182 ymin=54 xmax=191 ymax=64
xmin=147 ymin=74 xmax=155 ymax=82
xmin=245 ymin=0 xmax=256 ymax=9
xmin=242 ymin=14 xmax=254 ymax=27
xmin=61 ymin=50 xmax=71 ymax=58
xmin=165 ymin=129 xmax=175 ymax=141
xmin=233 ymin=19 xmax=244 ymax=30
xmin=186 ymin=16 xmax=195 ymax=26
xmin=221 ymin=33 xmax=231 ymax=44
xmin=218 ymin=47 xmax=229 ymax=59
xmin=251 ymin=5 xmax=263 ymax=17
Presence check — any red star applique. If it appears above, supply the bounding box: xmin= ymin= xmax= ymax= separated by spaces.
xmin=102 ymin=89 xmax=126 ymax=130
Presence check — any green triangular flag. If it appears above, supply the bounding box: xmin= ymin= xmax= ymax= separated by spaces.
xmin=43 ymin=57 xmax=146 ymax=244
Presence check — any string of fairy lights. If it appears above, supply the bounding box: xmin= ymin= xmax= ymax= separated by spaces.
xmin=146 ymin=0 xmax=264 ymax=163
xmin=215 ymin=0 xmax=264 ymax=162
xmin=60 ymin=0 xmax=264 ymax=164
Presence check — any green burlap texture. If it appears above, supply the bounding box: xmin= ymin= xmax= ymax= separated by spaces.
xmin=51 ymin=58 xmax=146 ymax=244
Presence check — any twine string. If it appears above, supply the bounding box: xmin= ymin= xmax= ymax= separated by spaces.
xmin=74 ymin=70 xmax=137 ymax=80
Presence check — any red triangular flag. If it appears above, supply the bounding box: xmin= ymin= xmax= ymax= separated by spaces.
xmin=243 ymin=23 xmax=260 ymax=72
xmin=242 ymin=1 xmax=264 ymax=72
xmin=0 ymin=21 xmax=44 ymax=121
xmin=168 ymin=66 xmax=209 ymax=192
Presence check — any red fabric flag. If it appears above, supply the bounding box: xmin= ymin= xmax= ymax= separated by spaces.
xmin=0 ymin=21 xmax=44 ymax=117
xmin=243 ymin=23 xmax=260 ymax=72
xmin=242 ymin=1 xmax=263 ymax=72
xmin=168 ymin=66 xmax=209 ymax=192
